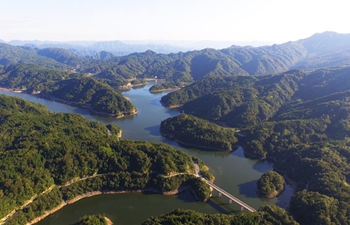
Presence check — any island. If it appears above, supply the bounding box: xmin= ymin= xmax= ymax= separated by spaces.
xmin=160 ymin=113 xmax=238 ymax=151
xmin=159 ymin=67 xmax=350 ymax=224
xmin=75 ymin=214 xmax=112 ymax=225
xmin=256 ymin=171 xmax=285 ymax=198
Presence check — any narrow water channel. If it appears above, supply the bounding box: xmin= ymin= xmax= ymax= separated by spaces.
xmin=1 ymin=82 xmax=293 ymax=225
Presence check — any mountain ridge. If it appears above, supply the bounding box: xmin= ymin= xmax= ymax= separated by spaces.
xmin=1 ymin=31 xmax=350 ymax=84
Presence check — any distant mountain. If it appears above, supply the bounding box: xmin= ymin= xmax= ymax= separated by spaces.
xmin=161 ymin=66 xmax=350 ymax=127
xmin=292 ymin=31 xmax=350 ymax=70
xmin=0 ymin=42 xmax=69 ymax=69
xmin=37 ymin=47 xmax=87 ymax=67
xmin=2 ymin=32 xmax=350 ymax=83
xmin=220 ymin=41 xmax=308 ymax=75
xmin=6 ymin=39 xmax=188 ymax=57
xmin=77 ymin=32 xmax=350 ymax=83
xmin=8 ymin=40 xmax=95 ymax=47
xmin=298 ymin=31 xmax=350 ymax=54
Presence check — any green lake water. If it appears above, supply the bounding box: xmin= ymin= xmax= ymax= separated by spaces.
xmin=1 ymin=82 xmax=293 ymax=225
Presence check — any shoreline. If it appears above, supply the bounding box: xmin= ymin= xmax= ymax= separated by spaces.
xmin=243 ymin=150 xmax=299 ymax=194
xmin=0 ymin=86 xmax=137 ymax=119
xmin=26 ymin=186 xmax=201 ymax=225
xmin=119 ymin=78 xmax=164 ymax=91
xmin=0 ymin=87 xmax=13 ymax=92
xmin=256 ymin=187 xmax=285 ymax=199
xmin=149 ymin=87 xmax=181 ymax=93
xmin=104 ymin=217 xmax=113 ymax=225
xmin=176 ymin=139 xmax=234 ymax=152
xmin=39 ymin=93 xmax=137 ymax=119
xmin=161 ymin=132 xmax=234 ymax=152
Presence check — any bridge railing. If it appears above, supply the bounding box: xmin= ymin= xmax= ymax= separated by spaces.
xmin=203 ymin=179 xmax=256 ymax=212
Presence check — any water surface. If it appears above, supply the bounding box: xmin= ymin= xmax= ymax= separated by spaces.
xmin=1 ymin=83 xmax=293 ymax=225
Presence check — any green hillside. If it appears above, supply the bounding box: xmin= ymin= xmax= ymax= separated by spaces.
xmin=80 ymin=32 xmax=350 ymax=85
xmin=43 ymin=77 xmax=137 ymax=117
xmin=142 ymin=207 xmax=298 ymax=225
xmin=3 ymin=32 xmax=350 ymax=89
xmin=160 ymin=114 xmax=238 ymax=151
xmin=0 ymin=95 xmax=209 ymax=224
xmin=37 ymin=48 xmax=87 ymax=67
xmin=160 ymin=66 xmax=350 ymax=224
xmin=0 ymin=43 xmax=69 ymax=69
xmin=0 ymin=64 xmax=75 ymax=92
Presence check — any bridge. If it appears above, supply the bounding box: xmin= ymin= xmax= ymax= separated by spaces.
xmin=203 ymin=179 xmax=257 ymax=212
xmin=193 ymin=163 xmax=256 ymax=212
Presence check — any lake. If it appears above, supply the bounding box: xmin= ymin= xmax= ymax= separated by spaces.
xmin=0 ymin=82 xmax=293 ymax=225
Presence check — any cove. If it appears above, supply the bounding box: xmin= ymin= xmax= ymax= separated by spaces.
xmin=0 ymin=82 xmax=293 ymax=225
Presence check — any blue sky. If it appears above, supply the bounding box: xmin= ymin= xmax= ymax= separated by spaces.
xmin=1 ymin=0 xmax=349 ymax=44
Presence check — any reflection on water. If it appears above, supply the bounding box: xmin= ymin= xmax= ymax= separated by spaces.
xmin=1 ymin=83 xmax=294 ymax=224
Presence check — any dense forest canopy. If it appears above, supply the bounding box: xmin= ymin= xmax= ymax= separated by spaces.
xmin=161 ymin=67 xmax=350 ymax=127
xmin=1 ymin=31 xmax=350 ymax=224
xmin=160 ymin=113 xmax=238 ymax=151
xmin=74 ymin=214 xmax=108 ymax=225
xmin=256 ymin=171 xmax=285 ymax=198
xmin=0 ymin=95 xmax=210 ymax=224
xmin=0 ymin=64 xmax=137 ymax=117
xmin=42 ymin=76 xmax=136 ymax=117
xmin=0 ymin=43 xmax=69 ymax=69
xmin=142 ymin=206 xmax=298 ymax=225
xmin=160 ymin=66 xmax=350 ymax=224
xmin=0 ymin=64 xmax=75 ymax=92
xmin=1 ymin=32 xmax=350 ymax=87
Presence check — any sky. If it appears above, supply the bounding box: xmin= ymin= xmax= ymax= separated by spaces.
xmin=1 ymin=0 xmax=350 ymax=46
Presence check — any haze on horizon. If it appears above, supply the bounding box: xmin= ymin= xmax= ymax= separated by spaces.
xmin=1 ymin=0 xmax=349 ymax=47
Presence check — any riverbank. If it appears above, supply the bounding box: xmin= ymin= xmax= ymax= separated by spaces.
xmin=105 ymin=217 xmax=113 ymax=225
xmin=0 ymin=87 xmax=137 ymax=118
xmin=119 ymin=78 xmax=163 ymax=91
xmin=11 ymin=166 xmax=207 ymax=224
xmin=26 ymin=186 xmax=203 ymax=225
xmin=0 ymin=87 xmax=12 ymax=92
xmin=177 ymin=139 xmax=235 ymax=152
xmin=161 ymin=132 xmax=234 ymax=152
xmin=242 ymin=150 xmax=299 ymax=200
xmin=0 ymin=185 xmax=56 ymax=225
xmin=149 ymin=87 xmax=181 ymax=93
xmin=257 ymin=188 xmax=285 ymax=199
xmin=1 ymin=82 xmax=293 ymax=224
xmin=40 ymin=93 xmax=137 ymax=119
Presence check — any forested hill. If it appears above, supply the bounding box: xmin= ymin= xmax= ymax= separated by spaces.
xmin=0 ymin=95 xmax=210 ymax=224
xmin=2 ymin=32 xmax=350 ymax=85
xmin=0 ymin=64 xmax=75 ymax=92
xmin=42 ymin=77 xmax=136 ymax=117
xmin=76 ymin=32 xmax=350 ymax=82
xmin=0 ymin=43 xmax=69 ymax=69
xmin=0 ymin=64 xmax=137 ymax=117
xmin=161 ymin=67 xmax=350 ymax=127
xmin=160 ymin=66 xmax=350 ymax=224
xmin=142 ymin=207 xmax=298 ymax=225
xmin=37 ymin=48 xmax=87 ymax=67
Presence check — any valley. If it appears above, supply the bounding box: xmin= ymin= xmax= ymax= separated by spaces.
xmin=0 ymin=32 xmax=349 ymax=224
